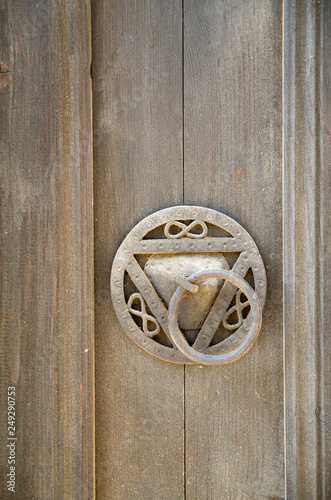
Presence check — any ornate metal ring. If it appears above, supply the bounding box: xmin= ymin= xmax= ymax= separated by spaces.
xmin=168 ymin=269 xmax=262 ymax=365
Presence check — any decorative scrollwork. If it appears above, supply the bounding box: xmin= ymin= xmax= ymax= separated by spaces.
xmin=127 ymin=293 xmax=160 ymax=337
xmin=111 ymin=205 xmax=267 ymax=364
xmin=164 ymin=220 xmax=208 ymax=239
xmin=222 ymin=290 xmax=250 ymax=331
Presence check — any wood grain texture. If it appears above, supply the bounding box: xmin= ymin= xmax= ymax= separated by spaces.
xmin=294 ymin=3 xmax=319 ymax=496
xmin=0 ymin=1 xmax=94 ymax=499
xmin=283 ymin=0 xmax=298 ymax=497
xmin=92 ymin=1 xmax=330 ymax=499
xmin=183 ymin=1 xmax=284 ymax=498
xmin=91 ymin=1 xmax=185 ymax=498
xmin=283 ymin=0 xmax=331 ymax=498
xmin=0 ymin=0 xmax=328 ymax=498
xmin=317 ymin=3 xmax=331 ymax=497
xmin=284 ymin=0 xmax=331 ymax=498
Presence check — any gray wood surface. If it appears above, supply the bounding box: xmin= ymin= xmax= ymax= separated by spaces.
xmin=92 ymin=1 xmax=330 ymax=499
xmin=0 ymin=0 xmax=329 ymax=498
xmin=283 ymin=0 xmax=298 ymax=496
xmin=0 ymin=1 xmax=94 ymax=499
xmin=285 ymin=2 xmax=331 ymax=499
xmin=318 ymin=3 xmax=331 ymax=497
xmin=283 ymin=0 xmax=331 ymax=498
xmin=92 ymin=1 xmax=185 ymax=498
xmin=294 ymin=3 xmax=319 ymax=496
xmin=183 ymin=1 xmax=284 ymax=498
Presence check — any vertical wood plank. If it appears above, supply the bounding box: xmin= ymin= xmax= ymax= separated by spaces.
xmin=267 ymin=0 xmax=330 ymax=498
xmin=317 ymin=3 xmax=331 ymax=497
xmin=286 ymin=0 xmax=331 ymax=498
xmin=183 ymin=1 xmax=284 ymax=498
xmin=0 ymin=1 xmax=94 ymax=498
xmin=283 ymin=0 xmax=298 ymax=497
xmin=294 ymin=3 xmax=319 ymax=496
xmin=92 ymin=1 xmax=184 ymax=498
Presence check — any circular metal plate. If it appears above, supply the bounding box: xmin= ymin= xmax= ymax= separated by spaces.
xmin=111 ymin=206 xmax=267 ymax=364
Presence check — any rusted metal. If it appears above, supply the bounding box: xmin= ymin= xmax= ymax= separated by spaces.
xmin=111 ymin=205 xmax=267 ymax=364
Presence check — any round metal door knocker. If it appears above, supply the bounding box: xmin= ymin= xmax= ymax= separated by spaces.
xmin=111 ymin=206 xmax=267 ymax=365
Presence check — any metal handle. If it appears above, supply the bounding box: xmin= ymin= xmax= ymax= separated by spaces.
xmin=168 ymin=269 xmax=262 ymax=366
xmin=111 ymin=206 xmax=267 ymax=364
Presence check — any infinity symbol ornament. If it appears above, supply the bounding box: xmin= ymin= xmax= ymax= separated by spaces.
xmin=127 ymin=293 xmax=160 ymax=337
xmin=164 ymin=220 xmax=208 ymax=239
xmin=222 ymin=290 xmax=250 ymax=331
xmin=110 ymin=205 xmax=267 ymax=364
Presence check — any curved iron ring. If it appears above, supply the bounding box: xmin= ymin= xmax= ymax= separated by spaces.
xmin=168 ymin=269 xmax=262 ymax=366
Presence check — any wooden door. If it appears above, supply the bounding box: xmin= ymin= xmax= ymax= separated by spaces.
xmin=92 ymin=1 xmax=330 ymax=499
xmin=0 ymin=1 xmax=330 ymax=499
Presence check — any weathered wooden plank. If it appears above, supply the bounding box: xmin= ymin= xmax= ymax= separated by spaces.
xmin=283 ymin=0 xmax=298 ymax=497
xmin=283 ymin=1 xmax=331 ymax=498
xmin=294 ymin=3 xmax=319 ymax=496
xmin=318 ymin=3 xmax=331 ymax=497
xmin=0 ymin=1 xmax=94 ymax=498
xmin=91 ymin=1 xmax=184 ymax=498
xmin=286 ymin=1 xmax=331 ymax=498
xmin=183 ymin=1 xmax=284 ymax=498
